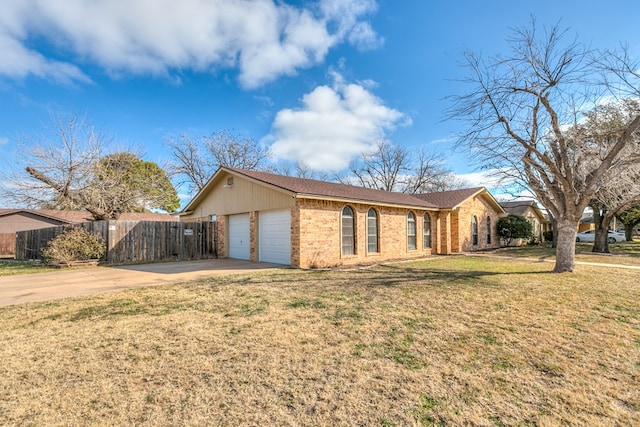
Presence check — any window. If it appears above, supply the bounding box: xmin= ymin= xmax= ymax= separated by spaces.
xmin=486 ymin=216 xmax=492 ymax=244
xmin=367 ymin=208 xmax=379 ymax=253
xmin=472 ymin=216 xmax=478 ymax=246
xmin=423 ymin=214 xmax=432 ymax=249
xmin=407 ymin=212 xmax=417 ymax=250
xmin=341 ymin=206 xmax=355 ymax=255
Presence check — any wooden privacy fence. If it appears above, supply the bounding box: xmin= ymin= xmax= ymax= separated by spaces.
xmin=0 ymin=233 xmax=15 ymax=256
xmin=15 ymin=220 xmax=217 ymax=264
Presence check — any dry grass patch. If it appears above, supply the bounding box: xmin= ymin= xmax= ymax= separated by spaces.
xmin=496 ymin=241 xmax=640 ymax=266
xmin=1 ymin=257 xmax=639 ymax=426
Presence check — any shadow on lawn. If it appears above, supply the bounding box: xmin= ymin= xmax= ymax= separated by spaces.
xmin=363 ymin=265 xmax=553 ymax=287
xmin=228 ymin=263 xmax=554 ymax=289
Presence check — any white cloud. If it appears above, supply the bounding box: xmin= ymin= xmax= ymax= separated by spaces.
xmin=456 ymin=169 xmax=515 ymax=189
xmin=0 ymin=33 xmax=90 ymax=84
xmin=0 ymin=137 xmax=8 ymax=146
xmin=268 ymin=73 xmax=409 ymax=171
xmin=0 ymin=0 xmax=381 ymax=88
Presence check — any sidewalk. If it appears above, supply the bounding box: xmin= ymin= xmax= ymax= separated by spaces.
xmin=0 ymin=259 xmax=283 ymax=307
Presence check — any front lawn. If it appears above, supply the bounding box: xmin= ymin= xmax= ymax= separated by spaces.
xmin=0 ymin=260 xmax=57 ymax=276
xmin=496 ymin=240 xmax=640 ymax=266
xmin=0 ymin=257 xmax=638 ymax=425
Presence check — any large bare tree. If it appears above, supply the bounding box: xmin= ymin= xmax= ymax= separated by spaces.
xmin=578 ymin=100 xmax=640 ymax=252
xmin=1 ymin=115 xmax=179 ymax=219
xmin=343 ymin=139 xmax=463 ymax=193
xmin=166 ymin=130 xmax=271 ymax=193
xmin=447 ymin=21 xmax=640 ymax=272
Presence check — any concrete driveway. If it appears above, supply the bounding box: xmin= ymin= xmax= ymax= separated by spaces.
xmin=0 ymin=259 xmax=284 ymax=307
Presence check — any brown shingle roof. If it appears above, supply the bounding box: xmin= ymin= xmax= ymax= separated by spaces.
xmin=225 ymin=167 xmax=439 ymax=209
xmin=500 ymin=201 xmax=548 ymax=223
xmin=500 ymin=201 xmax=534 ymax=217
xmin=413 ymin=187 xmax=485 ymax=209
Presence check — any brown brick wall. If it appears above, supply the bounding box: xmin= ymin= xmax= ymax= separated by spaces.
xmin=217 ymin=216 xmax=227 ymax=258
xmin=296 ymin=199 xmax=433 ymax=268
xmin=456 ymin=196 xmax=501 ymax=251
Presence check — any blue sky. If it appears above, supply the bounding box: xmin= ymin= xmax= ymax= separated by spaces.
xmin=1 ymin=0 xmax=640 ymax=203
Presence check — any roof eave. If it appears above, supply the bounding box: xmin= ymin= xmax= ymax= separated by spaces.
xmin=296 ymin=194 xmax=438 ymax=210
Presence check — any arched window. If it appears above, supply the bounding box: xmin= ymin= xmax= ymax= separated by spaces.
xmin=367 ymin=208 xmax=379 ymax=253
xmin=423 ymin=214 xmax=432 ymax=249
xmin=472 ymin=216 xmax=478 ymax=246
xmin=341 ymin=206 xmax=355 ymax=255
xmin=407 ymin=212 xmax=417 ymax=250
xmin=486 ymin=216 xmax=492 ymax=244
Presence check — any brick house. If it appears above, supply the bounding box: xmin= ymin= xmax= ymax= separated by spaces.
xmin=180 ymin=167 xmax=506 ymax=268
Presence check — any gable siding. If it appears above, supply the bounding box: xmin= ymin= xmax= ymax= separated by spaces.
xmin=181 ymin=172 xmax=295 ymax=220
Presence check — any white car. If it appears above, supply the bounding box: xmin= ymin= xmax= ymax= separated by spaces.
xmin=575 ymin=230 xmax=626 ymax=244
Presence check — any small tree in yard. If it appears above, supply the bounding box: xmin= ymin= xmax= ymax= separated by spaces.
xmin=497 ymin=215 xmax=533 ymax=247
xmin=42 ymin=227 xmax=106 ymax=266
xmin=617 ymin=205 xmax=640 ymax=241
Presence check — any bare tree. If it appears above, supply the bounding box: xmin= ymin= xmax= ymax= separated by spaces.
xmin=164 ymin=133 xmax=213 ymax=193
xmin=272 ymin=161 xmax=329 ymax=181
xmin=447 ymin=20 xmax=640 ymax=272
xmin=343 ymin=139 xmax=462 ymax=193
xmin=2 ymin=114 xmax=105 ymax=209
xmin=166 ymin=130 xmax=271 ymax=193
xmin=577 ymin=100 xmax=640 ymax=252
xmin=1 ymin=115 xmax=179 ymax=219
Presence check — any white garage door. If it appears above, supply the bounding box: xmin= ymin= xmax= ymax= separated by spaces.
xmin=259 ymin=210 xmax=291 ymax=265
xmin=228 ymin=213 xmax=250 ymax=260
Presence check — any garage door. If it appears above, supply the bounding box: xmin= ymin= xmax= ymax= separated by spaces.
xmin=228 ymin=213 xmax=250 ymax=260
xmin=259 ymin=210 xmax=291 ymax=265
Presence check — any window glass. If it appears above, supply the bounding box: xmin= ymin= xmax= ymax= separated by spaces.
xmin=407 ymin=212 xmax=416 ymax=250
xmin=486 ymin=216 xmax=492 ymax=244
xmin=367 ymin=208 xmax=378 ymax=253
xmin=472 ymin=216 xmax=478 ymax=246
xmin=342 ymin=206 xmax=355 ymax=255
xmin=423 ymin=214 xmax=431 ymax=248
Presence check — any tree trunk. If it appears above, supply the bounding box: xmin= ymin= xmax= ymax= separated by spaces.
xmin=592 ymin=222 xmax=611 ymax=253
xmin=624 ymin=224 xmax=634 ymax=241
xmin=591 ymin=205 xmax=612 ymax=253
xmin=551 ymin=217 xmax=558 ymax=249
xmin=554 ymin=219 xmax=578 ymax=272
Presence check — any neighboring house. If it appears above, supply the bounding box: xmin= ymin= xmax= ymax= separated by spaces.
xmin=180 ymin=167 xmax=506 ymax=268
xmin=500 ymin=200 xmax=551 ymax=243
xmin=579 ymin=214 xmax=594 ymax=233
xmin=0 ymin=209 xmax=178 ymax=256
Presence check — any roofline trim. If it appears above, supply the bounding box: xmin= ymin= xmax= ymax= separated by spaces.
xmin=295 ymin=194 xmax=440 ymax=211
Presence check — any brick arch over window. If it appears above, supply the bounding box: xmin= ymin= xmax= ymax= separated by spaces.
xmin=367 ymin=208 xmax=379 ymax=253
xmin=341 ymin=206 xmax=356 ymax=256
xmin=423 ymin=213 xmax=432 ymax=249
xmin=407 ymin=211 xmax=417 ymax=250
